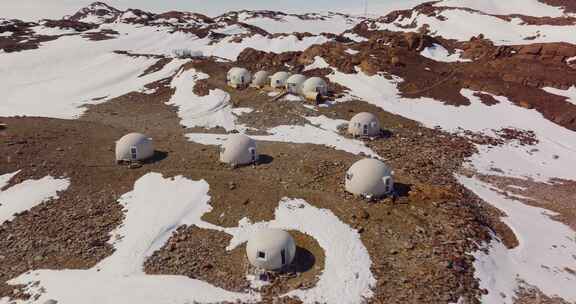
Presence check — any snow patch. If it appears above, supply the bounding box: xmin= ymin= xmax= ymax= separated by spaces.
xmin=343 ymin=32 xmax=368 ymax=42
xmin=420 ymin=44 xmax=471 ymax=63
xmin=283 ymin=94 xmax=303 ymax=101
xmin=32 ymin=25 xmax=77 ymax=36
xmin=235 ymin=13 xmax=360 ymax=35
xmin=0 ymin=171 xmax=69 ymax=225
xmin=458 ymin=175 xmax=576 ymax=304
xmin=0 ymin=29 xmax=188 ymax=118
xmin=167 ymin=68 xmax=250 ymax=132
xmin=376 ymin=8 xmax=576 ymax=45
xmin=186 ymin=117 xmax=379 ymax=158
xmin=542 ymin=86 xmax=576 ymax=106
xmin=345 ymin=49 xmax=359 ymax=55
xmin=304 ymin=56 xmax=329 ymax=71
xmin=436 ymin=0 xmax=566 ymax=17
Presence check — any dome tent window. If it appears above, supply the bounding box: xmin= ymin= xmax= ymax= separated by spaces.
xmin=249 ymin=147 xmax=257 ymax=163
xmin=257 ymin=251 xmax=266 ymax=260
xmin=130 ymin=146 xmax=137 ymax=160
xmin=384 ymin=177 xmax=392 ymax=193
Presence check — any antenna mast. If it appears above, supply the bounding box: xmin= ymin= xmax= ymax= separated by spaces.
xmin=364 ymin=0 xmax=368 ymax=17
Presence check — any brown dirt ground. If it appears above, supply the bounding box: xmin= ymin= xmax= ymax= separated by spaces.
xmin=0 ymin=52 xmax=570 ymax=304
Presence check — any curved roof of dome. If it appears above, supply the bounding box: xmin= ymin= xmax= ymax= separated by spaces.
xmin=271 ymin=71 xmax=291 ymax=80
xmin=117 ymin=133 xmax=150 ymax=145
xmin=348 ymin=158 xmax=392 ymax=178
xmin=287 ymin=74 xmax=306 ymax=84
xmin=351 ymin=112 xmax=379 ymax=124
xmin=228 ymin=67 xmax=250 ymax=76
xmin=247 ymin=228 xmax=294 ymax=251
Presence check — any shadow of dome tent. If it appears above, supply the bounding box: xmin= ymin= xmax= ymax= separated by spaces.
xmin=290 ymin=246 xmax=316 ymax=273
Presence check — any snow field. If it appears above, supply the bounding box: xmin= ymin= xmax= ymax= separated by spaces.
xmin=458 ymin=175 xmax=576 ymax=304
xmin=2 ymin=173 xmax=375 ymax=304
xmin=0 ymin=171 xmax=70 ymax=225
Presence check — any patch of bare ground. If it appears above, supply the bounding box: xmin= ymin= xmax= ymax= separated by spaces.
xmin=538 ymin=0 xmax=576 ymax=14
xmin=478 ymin=174 xmax=576 ymax=231
xmin=515 ymin=284 xmax=574 ymax=304
xmin=81 ymin=29 xmax=119 ymax=41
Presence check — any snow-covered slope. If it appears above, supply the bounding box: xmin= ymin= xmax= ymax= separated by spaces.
xmin=219 ymin=11 xmax=362 ymax=34
xmin=367 ymin=3 xmax=576 ymax=45
xmin=435 ymin=0 xmax=567 ymax=17
xmin=0 ymin=4 xmax=333 ymax=119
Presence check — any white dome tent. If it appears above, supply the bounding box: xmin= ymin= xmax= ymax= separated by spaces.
xmin=348 ymin=112 xmax=381 ymax=137
xmin=270 ymin=71 xmax=291 ymax=90
xmin=302 ymin=77 xmax=328 ymax=95
xmin=219 ymin=134 xmax=259 ymax=167
xmin=345 ymin=158 xmax=394 ymax=198
xmin=302 ymin=77 xmax=328 ymax=103
xmin=115 ymin=133 xmax=154 ymax=163
xmin=246 ymin=228 xmax=296 ymax=271
xmin=251 ymin=70 xmax=269 ymax=88
xmin=286 ymin=74 xmax=307 ymax=94
xmin=227 ymin=67 xmax=252 ymax=89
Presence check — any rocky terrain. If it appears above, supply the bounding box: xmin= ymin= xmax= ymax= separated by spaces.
xmin=1 ymin=1 xmax=575 ymax=304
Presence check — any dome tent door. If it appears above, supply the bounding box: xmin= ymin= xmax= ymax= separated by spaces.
xmin=249 ymin=147 xmax=257 ymax=163
xmin=130 ymin=146 xmax=137 ymax=160
xmin=363 ymin=124 xmax=369 ymax=136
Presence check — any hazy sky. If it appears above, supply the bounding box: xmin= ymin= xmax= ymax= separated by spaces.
xmin=0 ymin=0 xmax=428 ymax=20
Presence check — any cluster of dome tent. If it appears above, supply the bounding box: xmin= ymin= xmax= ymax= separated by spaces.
xmin=226 ymin=68 xmax=329 ymax=103
xmin=114 ymin=116 xmax=391 ymax=275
